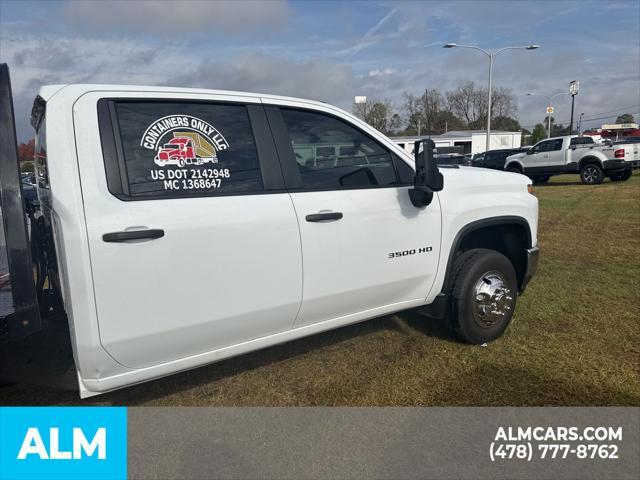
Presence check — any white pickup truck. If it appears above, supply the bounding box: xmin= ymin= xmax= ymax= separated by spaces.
xmin=0 ymin=64 xmax=539 ymax=397
xmin=505 ymin=135 xmax=637 ymax=184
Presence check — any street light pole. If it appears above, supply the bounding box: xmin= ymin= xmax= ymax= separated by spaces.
xmin=526 ymin=92 xmax=568 ymax=138
xmin=486 ymin=53 xmax=493 ymax=152
xmin=443 ymin=43 xmax=540 ymax=152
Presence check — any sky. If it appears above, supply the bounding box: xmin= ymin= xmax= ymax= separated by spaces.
xmin=1 ymin=0 xmax=639 ymax=142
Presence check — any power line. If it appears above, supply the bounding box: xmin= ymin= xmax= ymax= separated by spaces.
xmin=523 ymin=106 xmax=638 ymax=126
xmin=521 ymin=106 xmax=639 ymax=129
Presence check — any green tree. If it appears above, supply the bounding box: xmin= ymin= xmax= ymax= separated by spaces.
xmin=20 ymin=161 xmax=34 ymax=174
xmin=352 ymin=98 xmax=400 ymax=135
xmin=492 ymin=116 xmax=521 ymax=131
xmin=615 ymin=113 xmax=635 ymax=124
xmin=530 ymin=123 xmax=546 ymax=144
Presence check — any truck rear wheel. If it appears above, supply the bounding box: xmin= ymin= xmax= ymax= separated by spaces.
xmin=447 ymin=249 xmax=517 ymax=344
xmin=580 ymin=164 xmax=603 ymax=185
xmin=608 ymin=168 xmax=632 ymax=182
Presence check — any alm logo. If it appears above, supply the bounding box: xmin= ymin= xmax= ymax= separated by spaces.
xmin=17 ymin=427 xmax=106 ymax=460
xmin=0 ymin=407 xmax=127 ymax=480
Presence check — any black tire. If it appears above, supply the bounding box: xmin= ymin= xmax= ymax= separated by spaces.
xmin=580 ymin=163 xmax=604 ymax=185
xmin=506 ymin=165 xmax=523 ymax=174
xmin=530 ymin=175 xmax=550 ymax=184
xmin=447 ymin=249 xmax=518 ymax=344
xmin=608 ymin=168 xmax=632 ymax=182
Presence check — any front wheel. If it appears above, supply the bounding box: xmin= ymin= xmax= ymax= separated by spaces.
xmin=608 ymin=168 xmax=632 ymax=182
xmin=580 ymin=163 xmax=604 ymax=184
xmin=506 ymin=165 xmax=522 ymax=174
xmin=447 ymin=249 xmax=518 ymax=344
xmin=530 ymin=175 xmax=550 ymax=184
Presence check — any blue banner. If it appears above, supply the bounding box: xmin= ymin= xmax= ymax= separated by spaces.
xmin=0 ymin=407 xmax=127 ymax=480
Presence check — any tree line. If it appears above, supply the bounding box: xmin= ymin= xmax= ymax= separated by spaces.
xmin=353 ymin=81 xmax=520 ymax=138
xmin=352 ymin=82 xmax=636 ymax=146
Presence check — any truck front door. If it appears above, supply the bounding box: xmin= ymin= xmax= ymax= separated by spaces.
xmin=545 ymin=138 xmax=565 ymax=169
xmin=267 ymin=106 xmax=441 ymax=327
xmin=524 ymin=139 xmax=559 ymax=172
xmin=74 ymin=94 xmax=302 ymax=369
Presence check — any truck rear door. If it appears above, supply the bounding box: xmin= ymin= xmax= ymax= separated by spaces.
xmin=73 ymin=93 xmax=302 ymax=369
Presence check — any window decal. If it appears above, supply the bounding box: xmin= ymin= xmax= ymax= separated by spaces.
xmin=139 ymin=115 xmax=232 ymax=192
xmin=140 ymin=115 xmax=230 ymax=167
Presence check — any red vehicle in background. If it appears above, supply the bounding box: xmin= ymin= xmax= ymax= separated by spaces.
xmin=154 ymin=137 xmax=196 ymax=167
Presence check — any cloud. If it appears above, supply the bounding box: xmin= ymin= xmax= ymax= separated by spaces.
xmin=368 ymin=68 xmax=395 ymax=77
xmin=334 ymin=8 xmax=397 ymax=57
xmin=1 ymin=0 xmax=638 ymax=141
xmin=171 ymin=54 xmax=359 ymax=106
xmin=63 ymin=0 xmax=290 ymax=35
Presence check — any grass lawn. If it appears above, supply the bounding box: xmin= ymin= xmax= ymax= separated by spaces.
xmin=3 ymin=173 xmax=639 ymax=406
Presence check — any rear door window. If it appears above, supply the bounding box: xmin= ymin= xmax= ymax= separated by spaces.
xmin=570 ymin=137 xmax=594 ymax=145
xmin=106 ymin=101 xmax=263 ymax=199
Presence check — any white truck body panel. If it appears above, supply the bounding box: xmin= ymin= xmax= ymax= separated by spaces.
xmin=29 ymin=84 xmax=539 ymax=397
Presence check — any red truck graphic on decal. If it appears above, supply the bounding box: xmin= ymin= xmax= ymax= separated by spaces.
xmin=154 ymin=132 xmax=219 ymax=167
xmin=154 ymin=137 xmax=195 ymax=167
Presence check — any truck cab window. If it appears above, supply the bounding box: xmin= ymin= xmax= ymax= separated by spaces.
xmin=109 ymin=102 xmax=263 ymax=199
xmin=280 ymin=109 xmax=398 ymax=189
xmin=392 ymin=153 xmax=414 ymax=184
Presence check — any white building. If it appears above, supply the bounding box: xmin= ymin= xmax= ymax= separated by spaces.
xmin=391 ymin=130 xmax=522 ymax=156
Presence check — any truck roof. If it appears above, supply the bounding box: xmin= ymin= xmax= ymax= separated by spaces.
xmin=543 ymin=135 xmax=586 ymax=141
xmin=36 ymin=83 xmax=330 ymax=109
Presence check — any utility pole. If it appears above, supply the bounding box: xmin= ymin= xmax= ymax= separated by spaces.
xmin=424 ymin=88 xmax=430 ymax=135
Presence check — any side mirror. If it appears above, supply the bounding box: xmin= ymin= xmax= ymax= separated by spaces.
xmin=409 ymin=139 xmax=444 ymax=208
xmin=526 ymin=148 xmax=533 ymax=155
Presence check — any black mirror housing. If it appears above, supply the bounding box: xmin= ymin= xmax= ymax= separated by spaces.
xmin=409 ymin=139 xmax=443 ymax=208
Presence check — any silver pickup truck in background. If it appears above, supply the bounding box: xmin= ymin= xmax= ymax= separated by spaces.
xmin=505 ymin=135 xmax=638 ymax=184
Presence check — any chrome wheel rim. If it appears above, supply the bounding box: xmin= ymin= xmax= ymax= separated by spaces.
xmin=472 ymin=270 xmax=513 ymax=328
xmin=583 ymin=166 xmax=598 ymax=183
